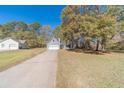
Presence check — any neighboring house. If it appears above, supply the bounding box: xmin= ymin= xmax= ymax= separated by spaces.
xmin=47 ymin=38 xmax=60 ymax=50
xmin=0 ymin=37 xmax=27 ymax=51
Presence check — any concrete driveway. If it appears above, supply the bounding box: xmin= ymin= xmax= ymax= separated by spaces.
xmin=0 ymin=50 xmax=58 ymax=88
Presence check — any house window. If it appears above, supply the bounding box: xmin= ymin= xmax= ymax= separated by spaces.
xmin=9 ymin=44 xmax=16 ymax=47
xmin=1 ymin=44 xmax=4 ymax=47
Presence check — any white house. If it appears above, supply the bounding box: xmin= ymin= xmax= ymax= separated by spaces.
xmin=0 ymin=37 xmax=27 ymax=51
xmin=47 ymin=38 xmax=60 ymax=50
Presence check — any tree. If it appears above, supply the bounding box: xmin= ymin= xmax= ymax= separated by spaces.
xmin=0 ymin=25 xmax=7 ymax=39
xmin=37 ymin=36 xmax=45 ymax=47
xmin=3 ymin=22 xmax=15 ymax=32
xmin=53 ymin=26 xmax=61 ymax=38
xmin=10 ymin=31 xmax=37 ymax=48
xmin=61 ymin=6 xmax=80 ymax=48
xmin=29 ymin=22 xmax=41 ymax=32
xmin=40 ymin=25 xmax=52 ymax=42
xmin=15 ymin=22 xmax=28 ymax=31
xmin=61 ymin=5 xmax=117 ymax=51
xmin=61 ymin=5 xmax=102 ymax=49
xmin=107 ymin=6 xmax=124 ymax=21
xmin=96 ymin=14 xmax=116 ymax=51
xmin=0 ymin=21 xmax=47 ymax=48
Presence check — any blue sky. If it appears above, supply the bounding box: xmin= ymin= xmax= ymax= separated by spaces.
xmin=0 ymin=5 xmax=65 ymax=30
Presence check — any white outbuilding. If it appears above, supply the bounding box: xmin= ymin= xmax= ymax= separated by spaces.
xmin=0 ymin=37 xmax=27 ymax=51
xmin=0 ymin=37 xmax=19 ymax=51
xmin=47 ymin=38 xmax=60 ymax=50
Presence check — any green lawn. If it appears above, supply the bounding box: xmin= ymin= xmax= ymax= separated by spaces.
xmin=0 ymin=48 xmax=45 ymax=71
xmin=57 ymin=50 xmax=124 ymax=88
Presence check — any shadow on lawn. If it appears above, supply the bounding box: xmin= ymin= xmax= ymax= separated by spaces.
xmin=67 ymin=49 xmax=124 ymax=55
xmin=111 ymin=50 xmax=124 ymax=53
xmin=67 ymin=49 xmax=110 ymax=55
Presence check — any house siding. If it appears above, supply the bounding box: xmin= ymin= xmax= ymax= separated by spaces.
xmin=47 ymin=38 xmax=60 ymax=50
xmin=0 ymin=39 xmax=19 ymax=51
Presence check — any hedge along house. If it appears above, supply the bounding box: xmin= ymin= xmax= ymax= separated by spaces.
xmin=0 ymin=37 xmax=27 ymax=51
xmin=47 ymin=38 xmax=60 ymax=50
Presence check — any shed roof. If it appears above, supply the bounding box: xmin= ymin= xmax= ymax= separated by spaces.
xmin=18 ymin=40 xmax=26 ymax=44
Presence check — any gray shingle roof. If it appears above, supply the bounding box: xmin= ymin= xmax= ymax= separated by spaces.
xmin=18 ymin=40 xmax=26 ymax=44
xmin=48 ymin=38 xmax=60 ymax=45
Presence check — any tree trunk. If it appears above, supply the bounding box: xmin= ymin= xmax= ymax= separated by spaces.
xmin=75 ymin=39 xmax=79 ymax=48
xmin=65 ymin=40 xmax=68 ymax=48
xmin=71 ymin=40 xmax=74 ymax=49
xmin=87 ymin=40 xmax=91 ymax=50
xmin=101 ymin=38 xmax=106 ymax=52
xmin=101 ymin=42 xmax=107 ymax=52
xmin=83 ymin=39 xmax=91 ymax=50
xmin=96 ymin=39 xmax=100 ymax=51
xmin=102 ymin=44 xmax=105 ymax=52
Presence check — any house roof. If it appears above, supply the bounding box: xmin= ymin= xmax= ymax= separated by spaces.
xmin=0 ymin=37 xmax=18 ymax=43
xmin=18 ymin=40 xmax=26 ymax=44
xmin=47 ymin=38 xmax=60 ymax=45
xmin=0 ymin=37 xmax=26 ymax=44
